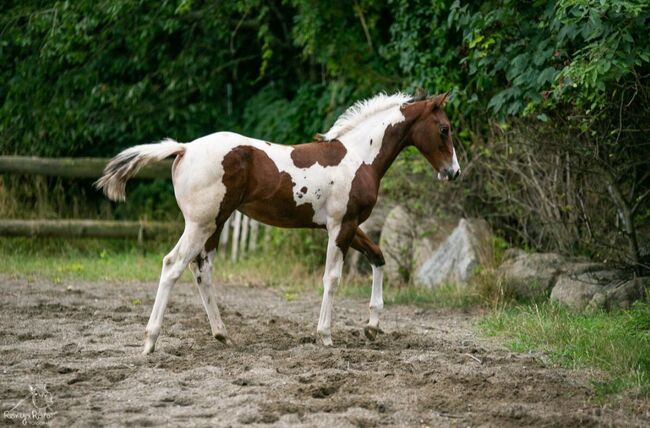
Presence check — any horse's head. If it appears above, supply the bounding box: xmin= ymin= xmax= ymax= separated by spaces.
xmin=407 ymin=92 xmax=461 ymax=181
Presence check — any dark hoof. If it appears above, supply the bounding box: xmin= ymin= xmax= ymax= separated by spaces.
xmin=214 ymin=333 xmax=231 ymax=345
xmin=364 ymin=325 xmax=383 ymax=341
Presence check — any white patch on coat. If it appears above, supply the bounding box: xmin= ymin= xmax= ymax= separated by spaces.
xmin=322 ymin=93 xmax=411 ymax=142
xmin=451 ymin=147 xmax=460 ymax=173
xmin=172 ymin=94 xmax=411 ymax=228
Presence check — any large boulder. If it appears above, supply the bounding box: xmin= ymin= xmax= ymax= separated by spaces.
xmin=415 ymin=218 xmax=493 ymax=288
xmin=379 ymin=205 xmax=416 ymax=284
xmin=550 ymin=268 xmax=648 ymax=311
xmin=499 ymin=252 xmax=566 ymax=299
xmin=412 ymin=220 xmax=456 ymax=273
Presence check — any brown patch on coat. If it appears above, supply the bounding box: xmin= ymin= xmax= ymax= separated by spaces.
xmin=369 ymin=102 xmax=426 ymax=179
xmin=290 ymin=140 xmax=347 ymax=168
xmin=335 ymin=163 xmax=379 ymax=252
xmin=220 ymin=146 xmax=322 ymax=229
xmin=405 ymin=98 xmax=454 ymax=172
xmin=334 ymin=101 xmax=426 ymax=252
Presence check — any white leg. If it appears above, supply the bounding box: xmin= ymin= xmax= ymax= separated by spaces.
xmin=364 ymin=264 xmax=384 ymax=340
xmin=143 ymin=222 xmax=213 ymax=354
xmin=317 ymin=228 xmax=345 ymax=346
xmin=189 ymin=250 xmax=229 ymax=343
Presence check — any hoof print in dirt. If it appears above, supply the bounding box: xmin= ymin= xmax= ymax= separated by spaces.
xmin=232 ymin=378 xmax=251 ymax=387
xmin=310 ymin=384 xmax=340 ymax=399
xmin=299 ymin=335 xmax=316 ymax=344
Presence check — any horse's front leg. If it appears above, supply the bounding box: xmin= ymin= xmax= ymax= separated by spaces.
xmin=317 ymin=221 xmax=356 ymax=346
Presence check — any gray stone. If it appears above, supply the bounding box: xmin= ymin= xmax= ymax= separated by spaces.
xmin=503 ymin=248 xmax=526 ymax=261
xmin=415 ymin=218 xmax=493 ymax=288
xmin=550 ymin=271 xmax=647 ymax=311
xmin=412 ymin=221 xmax=456 ymax=273
xmin=499 ymin=252 xmax=565 ymax=299
xmin=379 ymin=205 xmax=416 ymax=284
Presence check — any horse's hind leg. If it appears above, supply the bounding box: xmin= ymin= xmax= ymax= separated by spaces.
xmin=188 ymin=246 xmax=229 ymax=344
xmin=350 ymin=228 xmax=385 ymax=341
xmin=143 ymin=221 xmax=214 ymax=354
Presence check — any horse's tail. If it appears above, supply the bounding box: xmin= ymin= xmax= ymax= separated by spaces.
xmin=94 ymin=138 xmax=185 ymax=201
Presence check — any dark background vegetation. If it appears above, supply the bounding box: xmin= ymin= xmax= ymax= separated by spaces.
xmin=1 ymin=0 xmax=649 ymax=272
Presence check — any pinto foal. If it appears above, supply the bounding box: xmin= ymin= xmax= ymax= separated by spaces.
xmin=96 ymin=92 xmax=460 ymax=354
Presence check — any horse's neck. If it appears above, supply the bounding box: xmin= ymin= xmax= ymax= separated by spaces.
xmin=338 ymin=106 xmax=413 ymax=178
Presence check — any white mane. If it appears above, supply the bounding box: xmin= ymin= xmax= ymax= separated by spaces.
xmin=321 ymin=92 xmax=412 ymax=141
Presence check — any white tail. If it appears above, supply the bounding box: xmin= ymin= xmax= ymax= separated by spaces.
xmin=95 ymin=138 xmax=185 ymax=201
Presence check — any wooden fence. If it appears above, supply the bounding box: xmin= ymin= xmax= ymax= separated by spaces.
xmin=0 ymin=156 xmax=263 ymax=261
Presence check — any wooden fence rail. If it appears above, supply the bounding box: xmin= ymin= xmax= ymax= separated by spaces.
xmin=0 ymin=219 xmax=183 ymax=240
xmin=0 ymin=156 xmax=171 ymax=178
xmin=0 ymin=156 xmax=263 ymax=260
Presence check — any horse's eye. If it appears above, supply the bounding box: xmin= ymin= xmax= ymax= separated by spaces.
xmin=439 ymin=126 xmax=449 ymax=137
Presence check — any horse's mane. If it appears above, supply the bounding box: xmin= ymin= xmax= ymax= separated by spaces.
xmin=320 ymin=92 xmax=412 ymax=141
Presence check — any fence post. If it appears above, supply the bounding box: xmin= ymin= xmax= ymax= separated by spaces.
xmin=240 ymin=215 xmax=250 ymax=256
xmin=231 ymin=211 xmax=242 ymax=262
xmin=249 ymin=220 xmax=259 ymax=252
xmin=220 ymin=215 xmax=231 ymax=258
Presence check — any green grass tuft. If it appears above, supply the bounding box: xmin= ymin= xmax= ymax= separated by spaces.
xmin=338 ymin=281 xmax=480 ymax=308
xmin=480 ymin=300 xmax=650 ymax=397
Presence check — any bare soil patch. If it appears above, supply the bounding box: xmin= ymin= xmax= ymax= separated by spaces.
xmin=0 ymin=274 xmax=647 ymax=427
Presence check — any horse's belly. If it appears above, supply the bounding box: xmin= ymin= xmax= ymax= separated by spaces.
xmin=239 ymin=199 xmax=324 ymax=228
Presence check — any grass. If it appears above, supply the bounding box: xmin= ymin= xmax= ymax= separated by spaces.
xmin=0 ymin=237 xmax=480 ymax=309
xmin=338 ymin=281 xmax=480 ymax=308
xmin=480 ymin=300 xmax=650 ymax=397
xmin=0 ymin=237 xmax=319 ymax=288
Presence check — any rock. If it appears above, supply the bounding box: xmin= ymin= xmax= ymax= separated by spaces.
xmin=412 ymin=221 xmax=456 ymax=273
xmin=379 ymin=205 xmax=416 ymax=284
xmin=499 ymin=252 xmax=566 ymax=299
xmin=503 ymin=248 xmax=526 ymax=261
xmin=415 ymin=218 xmax=493 ymax=288
xmin=550 ymin=271 xmax=647 ymax=311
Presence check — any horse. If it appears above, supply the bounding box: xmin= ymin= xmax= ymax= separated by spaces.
xmin=95 ymin=92 xmax=461 ymax=354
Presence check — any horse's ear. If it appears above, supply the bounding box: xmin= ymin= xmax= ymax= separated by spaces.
xmin=431 ymin=92 xmax=451 ymax=109
xmin=414 ymin=87 xmax=427 ymax=99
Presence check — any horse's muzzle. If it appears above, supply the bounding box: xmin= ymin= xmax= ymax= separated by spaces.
xmin=438 ymin=167 xmax=461 ymax=181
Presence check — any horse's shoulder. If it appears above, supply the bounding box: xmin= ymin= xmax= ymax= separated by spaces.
xmin=348 ymin=163 xmax=379 ymax=207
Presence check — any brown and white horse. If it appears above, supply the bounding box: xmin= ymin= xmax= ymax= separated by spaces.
xmin=96 ymin=92 xmax=460 ymax=354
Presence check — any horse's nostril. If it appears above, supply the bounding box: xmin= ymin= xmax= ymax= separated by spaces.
xmin=453 ymin=169 xmax=461 ymax=180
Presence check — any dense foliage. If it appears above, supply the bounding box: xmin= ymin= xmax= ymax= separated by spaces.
xmin=1 ymin=0 xmax=649 ymax=270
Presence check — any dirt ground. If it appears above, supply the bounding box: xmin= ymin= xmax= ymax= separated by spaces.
xmin=1 ymin=274 xmax=648 ymax=427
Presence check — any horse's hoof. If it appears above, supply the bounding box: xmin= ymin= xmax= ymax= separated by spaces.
xmin=142 ymin=342 xmax=155 ymax=355
xmin=213 ymin=333 xmax=231 ymax=345
xmin=364 ymin=325 xmax=383 ymax=341
xmin=318 ymin=332 xmax=333 ymax=347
